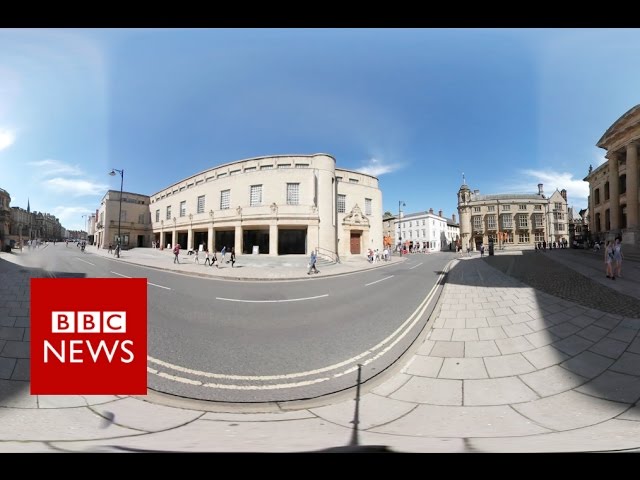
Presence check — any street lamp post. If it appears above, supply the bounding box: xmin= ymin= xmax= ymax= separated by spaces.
xmin=398 ymin=200 xmax=406 ymax=256
xmin=109 ymin=168 xmax=124 ymax=258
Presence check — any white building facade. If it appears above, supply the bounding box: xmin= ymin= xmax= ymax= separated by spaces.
xmin=394 ymin=208 xmax=456 ymax=251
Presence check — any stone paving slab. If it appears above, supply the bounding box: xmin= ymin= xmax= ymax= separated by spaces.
xmin=618 ymin=405 xmax=640 ymax=421
xmin=484 ymin=353 xmax=536 ymax=377
xmin=389 ymin=376 xmax=462 ymax=406
xmin=369 ymin=404 xmax=550 ymax=437
xmin=403 ymin=355 xmax=443 ymax=377
xmin=589 ymin=337 xmax=630 ymax=359
xmin=464 ymin=340 xmax=501 ymax=358
xmin=552 ymin=335 xmax=594 ymax=356
xmin=512 ymin=390 xmax=629 ymax=431
xmin=309 ymin=394 xmax=415 ymax=430
xmin=609 ymin=352 xmax=640 ymax=376
xmin=370 ymin=372 xmax=412 ymax=397
xmin=430 ymin=341 xmax=464 ymax=358
xmin=438 ymin=357 xmax=488 ymax=379
xmin=560 ymin=350 xmax=615 ymax=379
xmin=463 ymin=377 xmax=539 ymax=406
xmin=90 ymin=397 xmax=203 ymax=432
xmin=519 ymin=365 xmax=588 ymax=397
xmin=521 ymin=345 xmax=570 ymax=370
xmin=575 ymin=371 xmax=640 ymax=404
xmin=0 ymin=407 xmax=139 ymax=441
xmin=0 ymin=379 xmax=36 ymax=408
xmin=477 ymin=326 xmax=507 ymax=340
xmin=201 ymin=409 xmax=315 ymax=422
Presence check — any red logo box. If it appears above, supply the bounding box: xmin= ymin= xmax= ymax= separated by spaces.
xmin=30 ymin=278 xmax=147 ymax=395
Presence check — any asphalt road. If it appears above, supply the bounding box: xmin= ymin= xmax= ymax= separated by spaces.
xmin=22 ymin=244 xmax=454 ymax=402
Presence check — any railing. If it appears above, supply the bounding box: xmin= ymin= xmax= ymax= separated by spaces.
xmin=316 ymin=246 xmax=340 ymax=264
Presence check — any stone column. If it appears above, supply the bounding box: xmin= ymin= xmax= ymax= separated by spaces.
xmin=626 ymin=142 xmax=639 ymax=229
xmin=234 ymin=225 xmax=242 ymax=254
xmin=160 ymin=231 xmax=165 ymax=250
xmin=172 ymin=227 xmax=177 ymax=249
xmin=207 ymin=225 xmax=214 ymax=252
xmin=269 ymin=224 xmax=278 ymax=256
xmin=608 ymin=151 xmax=620 ymax=232
xmin=187 ymin=225 xmax=193 ymax=250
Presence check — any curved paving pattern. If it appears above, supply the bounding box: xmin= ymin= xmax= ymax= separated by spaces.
xmin=1 ymin=252 xmax=639 ymax=452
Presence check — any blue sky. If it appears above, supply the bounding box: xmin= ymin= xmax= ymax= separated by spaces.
xmin=1 ymin=28 xmax=639 ymax=231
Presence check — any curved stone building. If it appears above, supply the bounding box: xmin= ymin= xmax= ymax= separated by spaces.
xmin=0 ymin=188 xmax=11 ymax=250
xmin=585 ymin=105 xmax=640 ymax=246
xmin=114 ymin=154 xmax=382 ymax=258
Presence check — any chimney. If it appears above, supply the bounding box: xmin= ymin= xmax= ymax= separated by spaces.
xmin=439 ymin=209 xmax=443 ymax=217
xmin=452 ymin=214 xmax=457 ymax=223
xmin=429 ymin=208 xmax=434 ymax=214
xmin=561 ymin=189 xmax=567 ymax=201
xmin=538 ymin=183 xmax=543 ymax=195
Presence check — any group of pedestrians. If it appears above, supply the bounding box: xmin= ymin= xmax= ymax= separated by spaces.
xmin=172 ymin=244 xmax=236 ymax=268
xmin=605 ymin=237 xmax=624 ymax=280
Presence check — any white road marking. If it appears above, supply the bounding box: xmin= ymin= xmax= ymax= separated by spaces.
xmin=146 ymin=259 xmax=455 ymax=390
xmin=111 ymin=271 xmax=170 ymax=289
xmin=409 ymin=262 xmax=423 ymax=270
xmin=110 ymin=271 xmax=131 ymax=278
xmin=74 ymin=258 xmax=96 ymax=266
xmin=215 ymin=294 xmax=329 ymax=303
xmin=365 ymin=275 xmax=394 ymax=286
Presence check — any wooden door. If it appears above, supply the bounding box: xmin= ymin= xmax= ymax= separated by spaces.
xmin=350 ymin=232 xmax=361 ymax=254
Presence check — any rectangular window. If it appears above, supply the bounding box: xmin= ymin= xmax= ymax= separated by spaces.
xmin=519 ymin=204 xmax=527 ymax=210
xmin=473 ymin=207 xmax=481 ymax=213
xmin=260 ymin=165 xmax=273 ymax=170
xmin=336 ymin=176 xmax=342 ymax=182
xmin=506 ymin=232 xmax=514 ymax=243
xmin=487 ymin=215 xmax=496 ymax=229
xmin=218 ymin=172 xmax=227 ymax=178
xmin=197 ymin=195 xmax=205 ymax=214
xmin=555 ymin=202 xmax=562 ymax=211
xmin=230 ymin=169 xmax=241 ymax=176
xmin=179 ymin=186 xmax=186 ymax=192
xmin=349 ymin=178 xmax=359 ymax=183
xmin=422 ymin=220 xmax=425 ymax=226
xmin=220 ymin=190 xmax=230 ymax=210
xmin=155 ymin=210 xmax=160 ymax=222
xmin=472 ymin=216 xmax=482 ymax=229
xmin=365 ymin=198 xmax=372 ymax=215
xmin=535 ymin=214 xmax=544 ymax=228
xmin=295 ymin=163 xmax=309 ymax=168
xmin=534 ymin=205 xmax=542 ymax=210
xmin=487 ymin=205 xmax=495 ymax=212
xmin=518 ymin=232 xmax=530 ymax=243
xmin=518 ymin=214 xmax=528 ymax=228
xmin=422 ymin=229 xmax=426 ymax=237
xmin=535 ymin=232 xmax=545 ymax=242
xmin=286 ymin=183 xmax=299 ymax=205
xmin=337 ymin=194 xmax=346 ymax=213
xmin=277 ymin=164 xmax=291 ymax=169
xmin=166 ymin=206 xmax=172 ymax=220
xmin=244 ymin=167 xmax=256 ymax=173
xmin=501 ymin=214 xmax=513 ymax=228
xmin=409 ymin=221 xmax=412 ymax=227
xmin=250 ymin=185 xmax=262 ymax=206
xmin=502 ymin=205 xmax=511 ymax=211
xmin=180 ymin=201 xmax=186 ymax=217
xmin=138 ymin=214 xmax=145 ymax=224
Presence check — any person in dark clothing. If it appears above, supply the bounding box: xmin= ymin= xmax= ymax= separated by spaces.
xmin=230 ymin=247 xmax=236 ymax=268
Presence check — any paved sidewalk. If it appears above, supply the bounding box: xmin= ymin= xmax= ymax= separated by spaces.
xmin=0 ymin=245 xmax=405 ymax=281
xmin=0 ymin=250 xmax=639 ymax=452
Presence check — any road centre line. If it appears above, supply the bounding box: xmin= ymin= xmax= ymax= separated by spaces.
xmin=365 ymin=275 xmax=394 ymax=286
xmin=111 ymin=271 xmax=171 ymax=289
xmin=215 ymin=294 xmax=329 ymax=303
xmin=146 ymin=259 xmax=455 ymax=388
xmin=409 ymin=262 xmax=423 ymax=270
xmin=74 ymin=257 xmax=96 ymax=266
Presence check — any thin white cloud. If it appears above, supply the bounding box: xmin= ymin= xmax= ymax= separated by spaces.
xmin=0 ymin=128 xmax=15 ymax=151
xmin=355 ymin=158 xmax=403 ymax=177
xmin=51 ymin=206 xmax=96 ymax=231
xmin=44 ymin=177 xmax=108 ymax=197
xmin=29 ymin=159 xmax=82 ymax=177
xmin=518 ymin=169 xmax=589 ymax=208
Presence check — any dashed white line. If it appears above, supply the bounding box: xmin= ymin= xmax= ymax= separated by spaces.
xmin=409 ymin=262 xmax=423 ymax=270
xmin=74 ymin=258 xmax=96 ymax=266
xmin=111 ymin=271 xmax=170 ymax=290
xmin=365 ymin=275 xmax=394 ymax=286
xmin=215 ymin=294 xmax=329 ymax=303
xmin=110 ymin=271 xmax=131 ymax=278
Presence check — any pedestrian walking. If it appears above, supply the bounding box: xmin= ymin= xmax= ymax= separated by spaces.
xmin=480 ymin=244 xmax=485 ymax=257
xmin=211 ymin=251 xmax=219 ymax=268
xmin=605 ymin=241 xmax=614 ymax=280
xmin=230 ymin=247 xmax=236 ymax=268
xmin=307 ymin=249 xmax=319 ymax=275
xmin=614 ymin=237 xmax=624 ymax=278
xmin=173 ymin=243 xmax=180 ymax=264
xmin=221 ymin=245 xmax=227 ymax=263
xmin=194 ymin=249 xmax=199 ymax=264
xmin=204 ymin=249 xmax=211 ymax=266
xmin=108 ymin=243 xmax=113 ymax=254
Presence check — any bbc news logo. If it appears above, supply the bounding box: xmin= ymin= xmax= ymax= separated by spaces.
xmin=31 ymin=278 xmax=147 ymax=395
xmin=45 ymin=312 xmax=134 ymax=363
